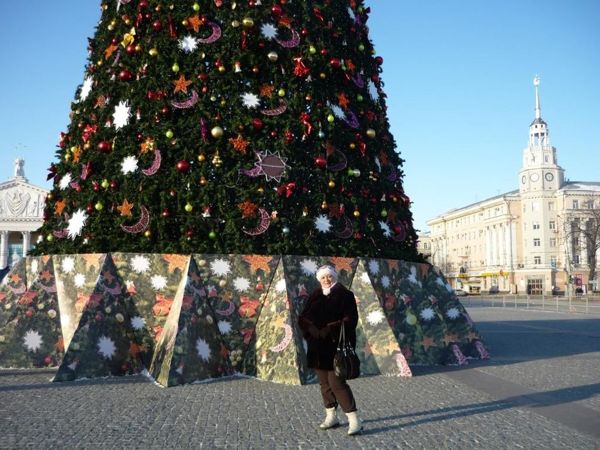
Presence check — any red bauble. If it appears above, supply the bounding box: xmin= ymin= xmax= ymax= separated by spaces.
xmin=315 ymin=156 xmax=327 ymax=168
xmin=176 ymin=160 xmax=190 ymax=172
xmin=160 ymin=106 xmax=170 ymax=115
xmin=185 ymin=229 xmax=194 ymax=238
xmin=95 ymin=313 xmax=103 ymax=321
xmin=110 ymin=180 xmax=119 ymax=190
xmin=119 ymin=70 xmax=133 ymax=81
xmin=25 ymin=309 xmax=34 ymax=318
xmin=86 ymin=203 xmax=94 ymax=214
xmin=125 ymin=44 xmax=136 ymax=55
xmin=271 ymin=4 xmax=282 ymax=15
xmin=44 ymin=356 xmax=53 ymax=365
xmin=375 ymin=56 xmax=384 ymax=65
xmin=252 ymin=118 xmax=263 ymax=130
xmin=329 ymin=58 xmax=341 ymax=69
xmin=139 ymin=0 xmax=148 ymax=7
xmin=97 ymin=141 xmax=112 ymax=152
xmin=161 ymin=208 xmax=171 ymax=218
xmin=92 ymin=181 xmax=100 ymax=192
xmin=152 ymin=20 xmax=162 ymax=31
xmin=169 ymin=189 xmax=177 ymax=197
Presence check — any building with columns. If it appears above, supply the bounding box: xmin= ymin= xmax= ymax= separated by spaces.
xmin=427 ymin=77 xmax=600 ymax=295
xmin=0 ymin=158 xmax=47 ymax=270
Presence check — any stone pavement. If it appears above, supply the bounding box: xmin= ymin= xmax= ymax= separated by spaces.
xmin=1 ymin=307 xmax=599 ymax=449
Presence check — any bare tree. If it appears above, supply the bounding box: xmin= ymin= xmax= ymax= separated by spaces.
xmin=567 ymin=202 xmax=600 ymax=290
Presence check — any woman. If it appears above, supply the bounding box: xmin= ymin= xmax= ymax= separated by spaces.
xmin=298 ymin=265 xmax=363 ymax=436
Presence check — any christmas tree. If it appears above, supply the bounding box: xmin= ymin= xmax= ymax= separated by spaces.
xmin=32 ymin=0 xmax=421 ymax=260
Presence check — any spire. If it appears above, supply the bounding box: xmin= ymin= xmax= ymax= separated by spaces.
xmin=534 ymin=75 xmax=541 ymax=120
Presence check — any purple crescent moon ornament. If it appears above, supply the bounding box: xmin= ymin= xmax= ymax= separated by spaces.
xmin=243 ymin=208 xmax=271 ymax=235
xmin=171 ymin=90 xmax=199 ymax=109
xmin=260 ymin=99 xmax=288 ymax=116
xmin=275 ymin=27 xmax=300 ymax=48
xmin=198 ymin=21 xmax=222 ymax=44
xmin=121 ymin=206 xmax=150 ymax=233
xmin=142 ymin=149 xmax=162 ymax=176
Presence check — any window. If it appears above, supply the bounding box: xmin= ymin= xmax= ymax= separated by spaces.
xmin=533 ymin=222 xmax=540 ymax=230
xmin=586 ymin=199 xmax=594 ymax=209
xmin=550 ymin=256 xmax=557 ymax=268
xmin=548 ymin=202 xmax=555 ymax=211
xmin=533 ymin=238 xmax=541 ymax=247
xmin=534 ymin=256 xmax=541 ymax=264
xmin=573 ymin=199 xmax=579 ymax=209
xmin=573 ymin=255 xmax=580 ymax=265
xmin=549 ymin=220 xmax=556 ymax=230
xmin=549 ymin=238 xmax=557 ymax=247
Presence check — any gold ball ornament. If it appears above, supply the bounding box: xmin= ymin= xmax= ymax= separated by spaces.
xmin=328 ymin=180 xmax=336 ymax=188
xmin=149 ymin=48 xmax=159 ymax=57
xmin=185 ymin=202 xmax=193 ymax=212
xmin=366 ymin=128 xmax=377 ymax=139
xmin=94 ymin=201 xmax=104 ymax=211
xmin=182 ymin=19 xmax=189 ymax=27
xmin=218 ymin=65 xmax=226 ymax=73
xmin=278 ymin=88 xmax=286 ymax=97
xmin=353 ymin=209 xmax=361 ymax=218
xmin=242 ymin=17 xmax=254 ymax=28
xmin=211 ymin=126 xmax=224 ymax=138
xmin=268 ymin=51 xmax=279 ymax=62
xmin=199 ymin=176 xmax=207 ymax=186
xmin=198 ymin=153 xmax=206 ymax=162
xmin=144 ymin=230 xmax=152 ymax=238
xmin=231 ymin=20 xmax=241 ymax=28
xmin=193 ymin=2 xmax=200 ymax=11
xmin=219 ymin=279 xmax=227 ymax=288
xmin=327 ymin=114 xmax=335 ymax=123
xmin=172 ymin=63 xmax=180 ymax=73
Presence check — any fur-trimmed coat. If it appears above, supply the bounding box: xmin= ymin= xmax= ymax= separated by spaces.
xmin=298 ymin=283 xmax=358 ymax=370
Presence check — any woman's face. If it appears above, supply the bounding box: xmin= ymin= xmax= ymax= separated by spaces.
xmin=318 ymin=273 xmax=335 ymax=290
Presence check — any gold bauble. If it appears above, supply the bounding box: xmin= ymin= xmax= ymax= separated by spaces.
xmin=257 ymin=187 xmax=265 ymax=194
xmin=349 ymin=143 xmax=356 ymax=150
xmin=149 ymin=48 xmax=159 ymax=57
xmin=199 ymin=176 xmax=207 ymax=186
xmin=268 ymin=51 xmax=279 ymax=62
xmin=144 ymin=230 xmax=152 ymax=238
xmin=319 ymin=73 xmax=326 ymax=79
xmin=321 ymin=201 xmax=328 ymax=210
xmin=366 ymin=128 xmax=376 ymax=139
xmin=211 ymin=126 xmax=224 ymax=138
xmin=231 ymin=20 xmax=240 ymax=28
xmin=218 ymin=65 xmax=226 ymax=73
xmin=182 ymin=19 xmax=189 ymax=26
xmin=353 ymin=210 xmax=361 ymax=218
xmin=328 ymin=180 xmax=335 ymax=188
xmin=242 ymin=17 xmax=254 ymax=28
xmin=198 ymin=153 xmax=206 ymax=162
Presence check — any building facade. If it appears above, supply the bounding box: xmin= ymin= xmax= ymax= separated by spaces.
xmin=0 ymin=158 xmax=47 ymax=269
xmin=427 ymin=77 xmax=600 ymax=295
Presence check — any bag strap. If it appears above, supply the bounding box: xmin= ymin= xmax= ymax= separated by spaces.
xmin=337 ymin=322 xmax=346 ymax=349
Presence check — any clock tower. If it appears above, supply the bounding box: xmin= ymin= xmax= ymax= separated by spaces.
xmin=519 ymin=76 xmax=564 ymax=194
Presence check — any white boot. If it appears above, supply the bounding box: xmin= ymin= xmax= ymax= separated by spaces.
xmin=319 ymin=407 xmax=340 ymax=430
xmin=346 ymin=411 xmax=363 ymax=436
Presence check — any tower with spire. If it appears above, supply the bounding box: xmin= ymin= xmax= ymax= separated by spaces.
xmin=519 ymin=76 xmax=565 ymax=194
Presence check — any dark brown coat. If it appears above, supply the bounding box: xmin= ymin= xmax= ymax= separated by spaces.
xmin=298 ymin=283 xmax=358 ymax=370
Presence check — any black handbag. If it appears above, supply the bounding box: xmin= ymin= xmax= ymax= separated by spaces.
xmin=333 ymin=324 xmax=360 ymax=379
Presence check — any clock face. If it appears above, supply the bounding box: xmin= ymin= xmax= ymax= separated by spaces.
xmin=521 ymin=175 xmax=526 ymax=184
xmin=530 ymin=173 xmax=539 ymax=182
xmin=545 ymin=172 xmax=554 ymax=181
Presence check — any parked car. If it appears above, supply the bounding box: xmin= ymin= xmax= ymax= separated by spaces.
xmin=454 ymin=289 xmax=468 ymax=297
xmin=488 ymin=286 xmax=499 ymax=294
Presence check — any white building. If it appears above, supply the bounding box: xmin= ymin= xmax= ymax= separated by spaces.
xmin=0 ymin=158 xmax=47 ymax=269
xmin=427 ymin=77 xmax=600 ymax=295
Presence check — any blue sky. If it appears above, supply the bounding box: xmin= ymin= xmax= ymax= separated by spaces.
xmin=1 ymin=1 xmax=599 ymax=232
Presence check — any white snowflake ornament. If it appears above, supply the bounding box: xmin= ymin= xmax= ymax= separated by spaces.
xmin=74 ymin=273 xmax=86 ymax=288
xmin=67 ymin=209 xmax=88 ymax=239
xmin=97 ymin=336 xmax=117 ymax=359
xmin=218 ymin=320 xmax=232 ymax=334
xmin=210 ymin=258 xmax=231 ymax=277
xmin=121 ymin=155 xmax=139 ymax=175
xmin=420 ymin=308 xmax=435 ymax=321
xmin=261 ymin=23 xmax=277 ymax=39
xmin=151 ymin=275 xmax=167 ymax=291
xmin=23 ymin=330 xmax=43 ymax=352
xmin=446 ymin=308 xmax=461 ymax=320
xmin=130 ymin=255 xmax=150 ymax=273
xmin=179 ymin=35 xmax=198 ymax=53
xmin=366 ymin=310 xmax=385 ymax=326
xmin=196 ymin=338 xmax=211 ymax=361
xmin=379 ymin=221 xmax=392 ymax=237
xmin=131 ymin=316 xmax=146 ymax=330
xmin=300 ymin=259 xmax=318 ymax=276
xmin=233 ymin=277 xmax=251 ymax=292
xmin=241 ymin=92 xmax=260 ymax=109
xmin=80 ymin=76 xmax=93 ymax=101
xmin=112 ymin=100 xmax=131 ymax=130
xmin=314 ymin=215 xmax=332 ymax=233
xmin=59 ymin=173 xmax=73 ymax=190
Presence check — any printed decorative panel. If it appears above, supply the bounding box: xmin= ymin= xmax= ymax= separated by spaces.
xmin=53 ymin=254 xmax=106 ymax=351
xmin=194 ymin=254 xmax=280 ymax=374
xmin=0 ymin=256 xmax=63 ymax=368
xmin=352 ymin=261 xmax=412 ymax=376
xmin=54 ymin=255 xmax=144 ymax=382
xmin=151 ymin=257 xmax=230 ymax=386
